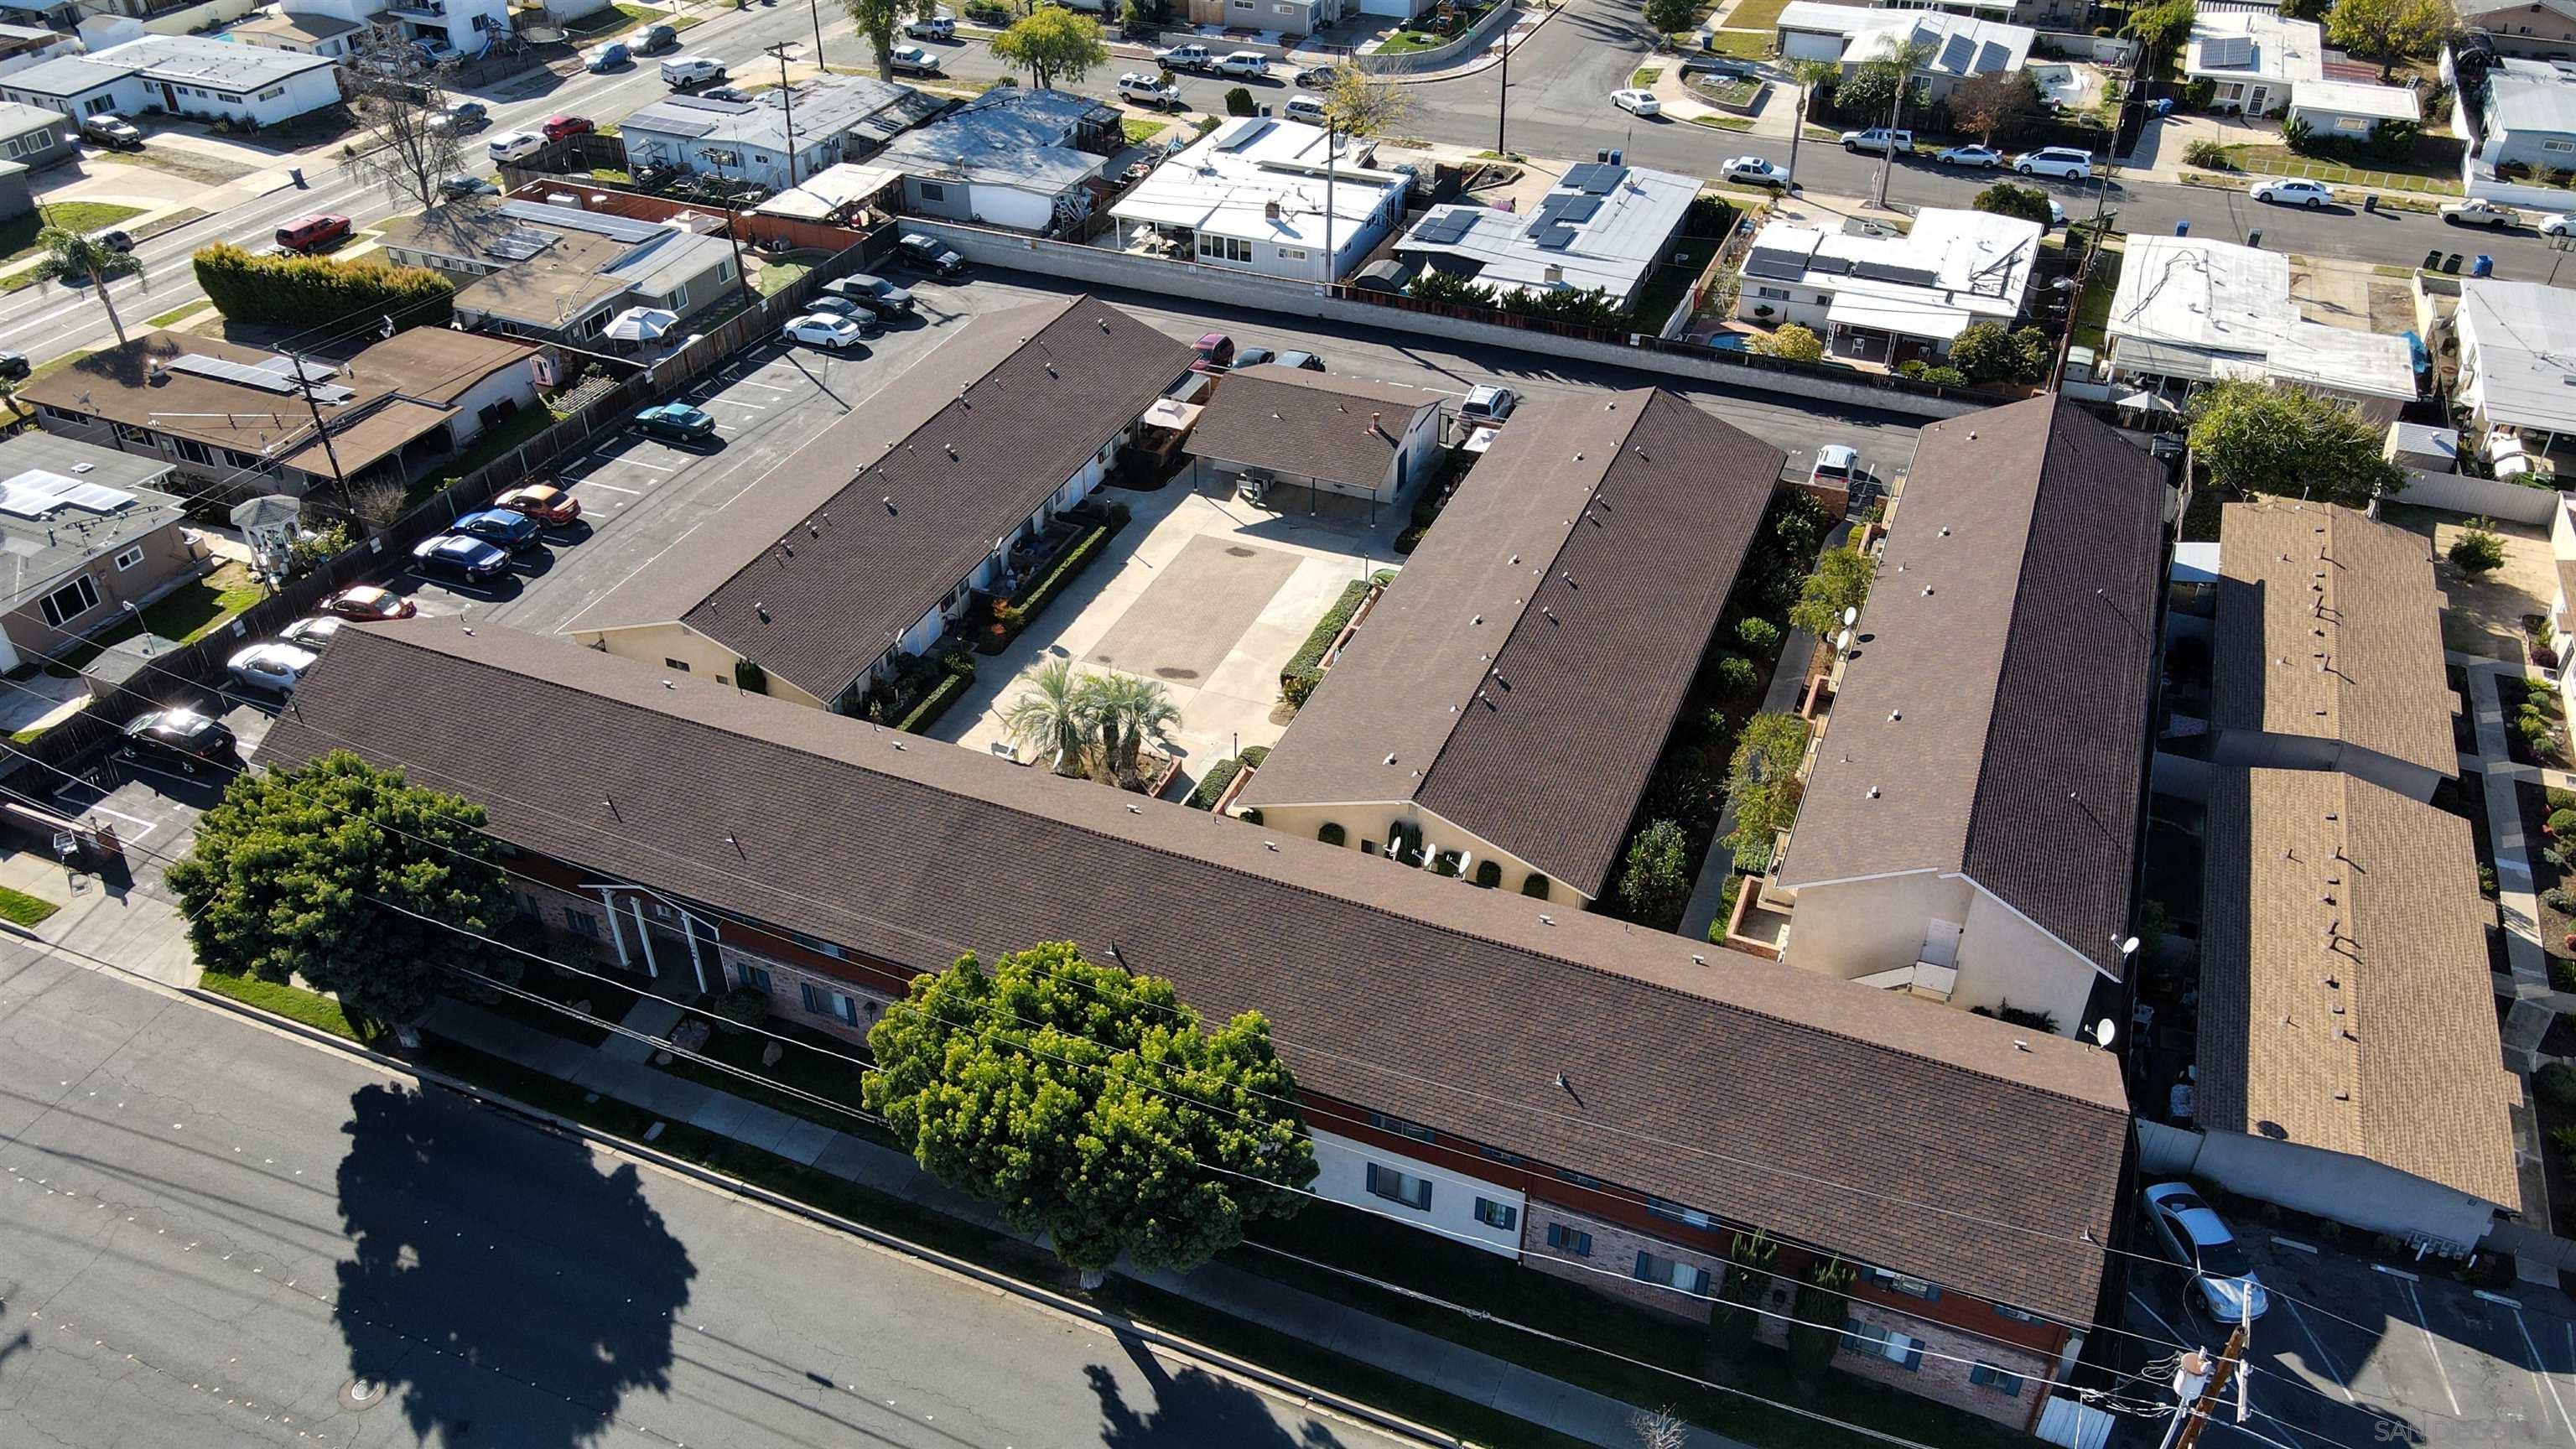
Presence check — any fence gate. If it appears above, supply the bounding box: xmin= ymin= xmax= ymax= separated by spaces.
xmin=2035 ymin=1395 xmax=2115 ymax=1449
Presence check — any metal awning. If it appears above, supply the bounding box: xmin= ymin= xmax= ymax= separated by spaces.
xmin=1824 ymin=290 xmax=1970 ymax=342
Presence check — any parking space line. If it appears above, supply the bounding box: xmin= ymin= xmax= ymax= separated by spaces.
xmin=729 ymin=377 xmax=795 ymax=393
xmin=2511 ymin=1305 xmax=2576 ymax=1447
xmin=615 ymin=458 xmax=678 ymax=473
xmin=2403 ymin=1281 xmax=2463 ymax=1415
xmin=580 ymin=481 xmax=644 ymax=495
xmin=2279 ymin=1298 xmax=2355 ymax=1403
xmin=70 ymin=802 xmax=157 ymax=839
xmin=707 ymin=397 xmax=767 ymax=408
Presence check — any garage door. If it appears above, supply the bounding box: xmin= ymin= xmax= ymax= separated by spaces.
xmin=1780 ymin=29 xmax=1846 ymax=61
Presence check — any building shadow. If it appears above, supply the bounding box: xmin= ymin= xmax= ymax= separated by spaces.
xmin=330 ymin=1083 xmax=695 ymax=1446
xmin=1088 ymin=1332 xmax=1347 ymax=1448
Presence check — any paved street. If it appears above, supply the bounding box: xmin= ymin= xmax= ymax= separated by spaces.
xmin=0 ymin=946 xmax=1420 ymax=1447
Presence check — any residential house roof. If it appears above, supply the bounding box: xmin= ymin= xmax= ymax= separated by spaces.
xmin=2290 ymin=78 xmax=2420 ymax=121
xmin=1183 ymin=365 xmax=1441 ymax=492
xmin=751 ymin=162 xmax=905 ymax=221
xmin=8 ymin=32 xmax=335 ymax=96
xmin=564 ymin=296 xmax=1192 ymax=702
xmin=1108 ymin=116 xmax=1410 ymax=249
xmin=257 ymin=617 xmax=2133 ymax=1323
xmin=619 ymin=75 xmax=939 ymax=158
xmin=230 ymin=11 xmax=364 ymax=44
xmin=2198 ymin=767 xmax=2520 ymax=1210
xmin=871 ymin=86 xmax=1113 ymax=195
xmin=2486 ymin=59 xmax=2576 ymax=137
xmin=452 ymin=230 xmax=636 ymax=329
xmin=2456 ymin=278 xmax=2576 ymax=431
xmin=1777 ymin=397 xmax=2167 ymax=979
xmin=1774 ymin=2 xmax=2037 ymax=76
xmin=2211 ymin=500 xmax=2455 ymax=782
xmin=1740 ymin=208 xmax=2043 ymax=342
xmin=2184 ymin=9 xmax=2324 ymax=86
xmin=0 ymin=431 xmax=183 ymax=615
xmin=1240 ymin=389 xmax=1785 ymax=899
xmin=2107 ymin=235 xmax=2414 ymax=399
xmin=0 ymin=100 xmax=63 ymax=140
xmin=1394 ymin=162 xmax=1699 ymax=307
xmin=376 ymin=196 xmax=682 ymax=266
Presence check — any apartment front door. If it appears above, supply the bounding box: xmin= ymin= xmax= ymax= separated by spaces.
xmin=1921 ymin=918 xmax=1964 ymax=968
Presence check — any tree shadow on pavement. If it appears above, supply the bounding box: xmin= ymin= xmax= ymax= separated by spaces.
xmin=1089 ymin=1332 xmax=1348 ymax=1447
xmin=330 ymin=1083 xmax=695 ymax=1446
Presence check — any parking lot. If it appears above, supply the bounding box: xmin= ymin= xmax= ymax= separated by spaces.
xmin=2121 ymin=1229 xmax=2576 ymax=1449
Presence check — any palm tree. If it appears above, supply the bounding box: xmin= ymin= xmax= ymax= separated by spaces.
xmin=1088 ymin=673 xmax=1181 ymax=788
xmin=30 ymin=226 xmax=142 ymax=347
xmin=1003 ymin=657 xmax=1093 ymax=777
xmin=1782 ymin=60 xmax=1841 ymax=193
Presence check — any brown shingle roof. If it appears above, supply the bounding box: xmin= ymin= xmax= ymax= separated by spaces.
xmin=1242 ymin=389 xmax=1784 ymax=896
xmin=2212 ymin=501 xmax=2456 ymax=782
xmin=343 ymin=327 xmax=537 ymax=406
xmin=259 ymin=618 xmax=2130 ymax=1322
xmin=1186 ymin=366 xmax=1441 ymax=492
xmin=1777 ymin=397 xmax=2166 ymax=976
xmin=2198 ymin=767 xmax=2519 ymax=1208
xmin=563 ymin=296 xmax=1192 ymax=701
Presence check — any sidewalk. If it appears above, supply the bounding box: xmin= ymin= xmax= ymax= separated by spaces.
xmin=419 ymin=995 xmax=1752 ymax=1449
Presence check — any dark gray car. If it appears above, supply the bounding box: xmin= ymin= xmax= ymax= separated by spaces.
xmin=826 ymin=273 xmax=914 ymax=316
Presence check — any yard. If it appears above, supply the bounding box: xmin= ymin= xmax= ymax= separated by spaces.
xmin=1687 ymin=72 xmax=1761 ymax=108
xmin=1122 ymin=117 xmax=1168 ymax=146
xmin=1714 ymin=0 xmax=1801 ymax=33
xmin=44 ymin=560 xmax=266 ymax=675
xmin=2381 ymin=503 xmax=2556 ymax=662
xmin=2 ymin=202 xmax=147 ymax=267
xmin=2066 ymin=231 xmax=2122 ymax=355
xmin=564 ymin=1 xmax=669 ymax=35
xmin=2227 ymin=142 xmax=2466 ymax=195
xmin=403 ymin=398 xmax=568 ymax=505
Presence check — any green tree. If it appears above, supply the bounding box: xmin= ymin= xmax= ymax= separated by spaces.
xmin=192 ymin=242 xmax=454 ymax=330
xmin=1224 ymin=84 xmax=1257 ymax=117
xmin=1410 ymin=270 xmax=1498 ymax=308
xmin=2450 ymin=516 xmax=2506 ymax=576
xmin=863 ymin=942 xmax=1317 ymax=1283
xmin=34 ymin=226 xmax=143 ymax=345
xmin=2184 ymin=378 xmax=2407 ymax=507
xmin=1722 ymin=712 xmax=1812 ymax=869
xmin=842 ymin=0 xmax=906 ymax=79
xmin=1086 ymin=670 xmax=1181 ymax=787
xmin=1751 ymin=322 xmax=1825 ymax=361
xmin=1950 ymin=70 xmax=2038 ymax=144
xmin=1783 ymin=58 xmax=1842 ymax=189
xmin=1615 ymin=818 xmax=1693 ymax=926
xmin=1789 ymin=545 xmax=1876 ymax=638
xmin=1004 ymin=657 xmax=1093 ymax=777
xmin=1971 ymin=179 xmax=2053 ymax=226
xmin=1322 ymin=62 xmax=1415 ymax=138
xmin=1948 ymin=319 xmax=2025 ymax=383
xmin=1787 ymin=1257 xmax=1856 ymax=1389
xmin=164 ymin=750 xmax=522 ymax=1030
xmin=2122 ymin=0 xmax=2198 ymax=71
xmin=1708 ymin=1228 xmax=1779 ymax=1366
xmin=989 ymin=6 xmax=1109 ymax=88
xmin=2325 ymin=0 xmax=2454 ymax=76
xmin=1644 ymin=0 xmax=1696 ymax=36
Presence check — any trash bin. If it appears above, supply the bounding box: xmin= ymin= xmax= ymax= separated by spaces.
xmin=2247 ymin=227 xmax=2263 ymax=248
xmin=2175 ymin=218 xmax=2190 ymax=236
xmin=288 ymin=165 xmax=304 ymax=187
xmin=2474 ymin=253 xmax=2496 ymax=277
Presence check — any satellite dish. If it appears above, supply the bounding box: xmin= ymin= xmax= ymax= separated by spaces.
xmin=1842 ymin=605 xmax=1859 ymax=626
xmin=2117 ymin=935 xmax=2140 ymax=958
xmin=1836 ymin=629 xmax=1852 ymax=652
xmin=2093 ymin=1018 xmax=2118 ymax=1049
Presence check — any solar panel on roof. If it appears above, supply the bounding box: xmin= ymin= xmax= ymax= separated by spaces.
xmin=2202 ymin=33 xmax=2253 ymax=67
xmin=1410 ymin=210 xmax=1475 ymax=245
xmin=485 ymin=226 xmax=561 ymax=262
xmin=1743 ymin=247 xmax=1808 ymax=281
xmin=1809 ymin=254 xmax=1853 ymax=276
xmin=1556 ymin=194 xmax=1602 ymax=223
xmin=1937 ymin=33 xmax=1975 ymax=72
xmin=0 ymin=470 xmax=132 ymax=519
xmin=1534 ymin=222 xmax=1576 ymax=250
xmin=1852 ymin=261 xmax=1940 ymax=287
xmin=1561 ymin=161 xmax=1623 ymax=194
xmin=164 ymin=352 xmax=356 ymax=403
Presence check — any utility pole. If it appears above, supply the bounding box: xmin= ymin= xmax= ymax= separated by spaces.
xmin=1323 ymin=117 xmax=1337 ymax=289
xmin=289 ymin=354 xmax=351 ymax=500
xmin=1494 ymin=29 xmax=1509 ymax=158
xmin=808 ymin=0 xmax=827 ymax=69
xmin=766 ymin=41 xmax=801 ymax=190
xmin=2163 ymin=1322 xmax=2251 ymax=1449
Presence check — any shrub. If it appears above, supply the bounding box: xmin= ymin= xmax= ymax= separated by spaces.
xmin=1473 ymin=859 xmax=1502 ymax=888
xmin=2183 ymin=138 xmax=2233 ymax=170
xmin=1224 ymin=85 xmax=1255 ymax=116
xmin=1615 ymin=818 xmax=1692 ymax=926
xmin=1750 ymin=322 xmax=1824 ymax=362
xmin=2545 ymin=886 xmax=2576 ymax=914
xmin=1432 ymin=850 xmax=1462 ymax=878
xmin=1239 ymin=807 xmax=1262 ymax=825
xmin=1520 ymin=872 xmax=1550 ymax=899
xmin=2557 ymin=956 xmax=2576 ymax=993
xmin=2449 ymin=518 xmax=2507 ymax=577
xmin=2553 ymin=1124 xmax=2576 ymax=1158
xmin=710 ymin=986 xmax=770 ymax=1036
xmin=734 ymin=657 xmax=768 ymax=693
xmin=194 ymin=242 xmax=454 ymax=329
xmin=1317 ymin=821 xmax=1347 ymax=846
xmin=285 ymin=521 xmax=353 ymax=579
xmin=1735 ymin=616 xmax=1780 ymax=652
xmin=2548 ymin=787 xmax=2576 ymax=813
xmin=1971 ymin=181 xmax=2052 ymax=226
xmin=2539 ymin=1061 xmax=2576 ymax=1111
xmin=2539 ymin=643 xmax=2563 ymax=671
xmin=1280 ymin=577 xmax=1374 ymax=705
xmin=2548 ymin=808 xmax=2576 ymax=837
xmin=1716 ymin=873 xmax=1744 ymax=927
xmin=1185 ymin=756 xmax=1245 ymax=809
xmin=1713 ymin=653 xmax=1759 ymax=699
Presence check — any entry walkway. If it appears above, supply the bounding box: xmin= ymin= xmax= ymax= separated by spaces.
xmin=418 ymin=995 xmax=1754 ymax=1449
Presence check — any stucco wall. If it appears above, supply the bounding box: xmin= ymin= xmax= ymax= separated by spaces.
xmin=1311 ymin=1128 xmax=1527 ymax=1256
xmin=2 ymin=519 xmax=202 ymax=662
xmin=1249 ymin=798 xmax=1578 ymax=903
xmin=574 ymin=621 xmax=831 ymax=707
xmin=2208 ymin=728 xmax=2442 ymax=802
xmin=1955 ymin=888 xmax=2099 ymax=1036
xmin=446 ymin=362 xmax=542 ymax=449
xmin=1778 ymin=870 xmax=1971 ymax=979
xmin=2189 ymin=1130 xmax=2501 ymax=1247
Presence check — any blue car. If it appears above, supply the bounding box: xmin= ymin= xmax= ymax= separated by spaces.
xmin=635 ymin=402 xmax=716 ymax=442
xmin=454 ymin=506 xmax=544 ymax=553
xmin=412 ymin=532 xmax=512 ymax=584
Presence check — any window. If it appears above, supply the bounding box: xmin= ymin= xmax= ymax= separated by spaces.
xmin=3 ymin=139 xmax=20 ymax=158
xmin=38 ymin=575 xmax=96 ymax=628
xmin=1544 ymin=1223 xmax=1592 ymax=1256
xmin=216 ymin=93 xmax=241 ymax=105
xmin=86 ymin=97 xmax=110 ymax=115
xmin=39 ymin=404 xmax=86 ymax=426
xmin=1478 ymin=1145 xmax=1529 ymax=1166
xmin=1276 ymin=247 xmax=1307 ymax=261
xmin=669 ymin=283 xmax=688 ymax=309
xmin=1197 ymin=234 xmax=1254 ymax=263
xmin=1554 ymin=1167 xmax=1606 ymax=1190
xmin=2548 ymin=139 xmax=2576 ymax=153
xmin=257 ymin=86 xmax=283 ymax=100
xmin=221 ymin=449 xmax=260 ymax=470
xmin=798 ymin=982 xmax=859 ymax=1022
xmin=1473 ymin=1197 xmax=1518 ymax=1231
xmin=568 ymin=911 xmax=602 ymax=939
xmin=1363 ymin=1161 xmax=1432 ymax=1209
xmin=800 ymin=981 xmax=825 ymax=1014
xmin=1645 ymin=1197 xmax=1713 ymax=1228
xmin=1755 ymin=285 xmax=1790 ymax=300
xmin=1993 ymin=1305 xmax=2048 ymax=1326
xmin=919 ymin=181 xmax=947 ymax=200
xmin=735 ymin=963 xmax=775 ymax=994
xmin=787 ymin=930 xmax=845 ymax=959
xmin=1633 ymin=1252 xmax=1711 ymax=1296
xmin=112 ymin=545 xmax=143 ymax=571
xmin=664 ymin=658 xmax=692 ymax=672
xmin=1969 ymin=1363 xmax=2024 ymax=1397
xmin=1846 ymin=1322 xmax=1924 ymax=1371
xmin=171 ymin=439 xmax=213 ymax=466
xmin=1367 ymin=1111 xmax=1436 ymax=1143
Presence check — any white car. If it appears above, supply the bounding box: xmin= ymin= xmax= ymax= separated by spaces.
xmin=1809 ymin=444 xmax=1858 ymax=492
xmin=1284 ymin=93 xmax=1327 ymax=124
xmin=1720 ymin=155 xmax=1789 ymax=187
xmin=2142 ymin=1182 xmax=2269 ymax=1324
xmin=2012 ymin=146 xmax=2092 ymax=179
xmin=1118 ymin=70 xmax=1183 ymax=108
xmin=228 ymin=641 xmax=319 ymax=694
xmin=2544 ymin=212 xmax=2576 ymax=236
xmin=2441 ymin=197 xmax=2518 ymax=227
xmin=1936 ymin=143 xmax=2002 ymax=168
xmin=1459 ymin=383 xmax=1518 ymax=423
xmin=783 ymin=313 xmax=869 ymax=350
xmin=1839 ymin=127 xmax=1911 ymax=153
xmin=889 ymin=44 xmax=943 ymax=75
xmin=1155 ymin=41 xmax=1214 ymax=69
xmin=2249 ymin=176 xmax=2332 ymax=209
xmin=1611 ymin=88 xmax=1660 ymax=116
xmin=278 ymin=615 xmax=347 ymax=650
xmin=903 ymin=12 xmax=953 ymax=36
xmin=1217 ymin=49 xmax=1270 ymax=77
xmin=486 ymin=130 xmax=543 ymax=164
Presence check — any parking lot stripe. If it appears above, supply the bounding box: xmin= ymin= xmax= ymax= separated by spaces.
xmin=581 ymin=482 xmax=644 ymax=495
xmin=2280 ymin=1298 xmax=2355 ymax=1403
xmin=2371 ymin=1264 xmax=2419 ymax=1282
xmin=67 ymin=802 xmax=156 ymax=840
xmin=2270 ymin=1236 xmax=2319 ymax=1254
xmin=616 ymin=459 xmax=678 ymax=473
xmin=2512 ymin=1306 xmax=2576 ymax=1446
xmin=707 ymin=397 xmax=767 ymax=408
xmin=2403 ymin=1281 xmax=2463 ymax=1415
xmin=729 ymin=377 xmax=796 ymax=393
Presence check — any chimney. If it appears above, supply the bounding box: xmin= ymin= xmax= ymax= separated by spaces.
xmin=1265 ymin=199 xmax=1281 ymax=220
xmin=1543 ymin=262 xmax=1563 ymax=286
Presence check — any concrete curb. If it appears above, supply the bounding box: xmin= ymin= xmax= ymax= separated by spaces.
xmin=178 ymin=984 xmax=1471 ymax=1449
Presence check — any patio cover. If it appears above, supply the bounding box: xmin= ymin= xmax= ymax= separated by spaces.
xmin=1139 ymin=397 xmax=1203 ymax=431
xmin=1825 ymin=289 xmax=1971 ymax=342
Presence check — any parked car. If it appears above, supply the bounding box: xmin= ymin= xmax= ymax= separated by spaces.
xmin=454 ymin=506 xmax=546 ymax=553
xmin=797 ymin=294 xmax=883 ymax=331
xmin=2142 ymin=1182 xmax=2269 ymax=1323
xmin=1292 ymin=65 xmax=1335 ymax=86
xmin=824 ymin=273 xmax=914 ymax=315
xmin=2249 ymin=177 xmax=2332 ymax=209
xmin=0 ymin=351 xmax=29 ymax=383
xmin=895 ymin=232 xmax=966 ymax=277
xmin=542 ymin=113 xmax=595 ymax=141
xmin=120 ymin=707 xmax=236 ymax=771
xmin=1283 ymin=93 xmax=1327 ymax=124
xmin=1935 ymin=143 xmax=2002 ymax=168
xmin=584 ymin=41 xmax=630 ymax=70
xmin=1155 ymin=41 xmax=1215 ymax=70
xmin=2543 ymin=211 xmax=2576 ymax=236
xmin=2011 ymin=146 xmax=2092 ymax=179
xmin=426 ymin=101 xmax=488 ymax=135
xmin=80 ymin=113 xmax=141 ymax=150
xmin=889 ymin=44 xmax=943 ymax=75
xmin=1190 ymin=331 xmax=1234 ymax=372
xmin=98 ymin=230 xmax=132 ymax=253
xmin=227 ymin=641 xmax=319 ymax=694
xmin=1119 ymin=70 xmax=1185 ymax=108
xmin=278 ymin=615 xmax=348 ymax=650
xmin=494 ymin=483 xmax=583 ymax=526
xmin=637 ymin=21 xmax=679 ymax=51
xmin=1721 ymin=155 xmax=1789 ymax=187
xmin=1610 ymin=87 xmax=1660 ymax=117
xmin=411 ymin=532 xmax=512 ymax=584
xmin=1839 ymin=127 xmax=1911 ymax=154
xmin=274 ymin=213 xmax=351 ymax=252
xmin=1218 ymin=49 xmax=1270 ymax=77
xmin=904 ymin=12 xmax=954 ymax=36
xmin=700 ymin=86 xmax=750 ymax=102
xmin=784 ymin=313 xmax=870 ymax=350
xmin=321 ymin=584 xmax=416 ymax=621
xmin=635 ymin=402 xmax=718 ymax=442
xmin=1270 ymin=350 xmax=1325 ymax=371
xmin=662 ymin=55 xmax=726 ymax=86
xmin=1809 ymin=443 xmax=1858 ymax=492
xmin=488 ymin=130 xmax=545 ymax=164
xmin=2441 ymin=197 xmax=2519 ymax=226
xmin=439 ymin=173 xmax=499 ymax=197
xmin=1233 ymin=346 xmax=1278 ymax=368
xmin=1459 ymin=383 xmax=1517 ymax=424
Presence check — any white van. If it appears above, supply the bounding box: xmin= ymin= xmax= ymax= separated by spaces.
xmin=1284 ymin=93 xmax=1327 ymax=124
xmin=661 ymin=55 xmax=725 ymax=87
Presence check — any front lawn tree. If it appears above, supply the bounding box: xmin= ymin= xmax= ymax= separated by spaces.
xmin=1322 ymin=63 xmax=1415 ymax=138
xmin=2184 ymin=378 xmax=2406 ymax=507
xmin=2325 ymin=0 xmax=2454 ymax=77
xmin=345 ymin=25 xmax=463 ymax=214
xmin=843 ymin=0 xmax=906 ymax=79
xmin=1950 ymin=71 xmax=2038 ymax=146
xmin=864 ymin=942 xmax=1317 ymax=1285
xmin=33 ymin=226 xmax=142 ymax=345
xmin=166 ymin=750 xmax=523 ymax=1030
xmin=989 ymin=6 xmax=1109 ymax=88
xmin=1644 ymin=0 xmax=1696 ymax=38
xmin=1971 ymin=179 xmax=2053 ymax=226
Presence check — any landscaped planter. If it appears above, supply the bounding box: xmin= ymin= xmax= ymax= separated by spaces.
xmin=974 ymin=522 xmax=1117 ymax=656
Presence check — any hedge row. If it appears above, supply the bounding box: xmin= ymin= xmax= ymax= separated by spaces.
xmin=1279 ymin=570 xmax=1396 ymax=704
xmin=981 ymin=524 xmax=1113 ymax=654
xmin=1185 ymin=745 xmax=1269 ymax=811
xmin=895 ymin=667 xmax=974 ymax=734
xmin=193 ymin=242 xmax=455 ymax=330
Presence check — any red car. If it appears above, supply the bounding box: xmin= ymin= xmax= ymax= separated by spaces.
xmin=542 ymin=114 xmax=595 ymax=141
xmin=493 ymin=483 xmax=582 ymax=527
xmin=322 ymin=584 xmax=416 ymax=621
xmin=1188 ymin=331 xmax=1234 ymax=373
xmin=275 ymin=213 xmax=351 ymax=252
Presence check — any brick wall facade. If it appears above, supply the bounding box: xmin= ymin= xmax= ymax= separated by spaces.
xmin=1518 ymin=1200 xmax=1724 ymax=1322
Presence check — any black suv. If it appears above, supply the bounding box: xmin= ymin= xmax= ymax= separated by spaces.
xmin=120 ymin=708 xmax=236 ymax=773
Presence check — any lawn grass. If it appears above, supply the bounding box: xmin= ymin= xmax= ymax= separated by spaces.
xmin=0 ymin=883 xmax=57 ymax=926
xmin=1627 ymin=226 xmax=1724 ymax=329
xmin=564 ymin=0 xmax=663 ymax=34
xmin=1632 ymin=65 xmax=1665 ymax=87
xmin=200 ymin=970 xmax=365 ymax=1041
xmin=2070 ymin=232 xmax=2123 ymax=354
xmin=1374 ymin=28 xmax=1446 ymax=53
xmin=3 ymin=201 xmax=146 ymax=267
xmin=404 ymin=398 xmax=566 ymax=503
xmin=1122 ymin=117 xmax=1168 ymax=145
xmin=755 ymin=257 xmax=813 ymax=295
xmin=1697 ymin=28 xmax=1773 ymax=59
xmin=2228 ymin=143 xmax=2464 ymax=195
xmin=590 ymin=167 xmax=633 ymax=184
xmin=1716 ymin=0 xmax=1798 ymax=32
xmin=147 ymin=560 xmax=264 ymax=644
xmin=143 ymin=304 xmax=203 ymax=330
xmin=1690 ymin=113 xmax=1755 ymax=131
